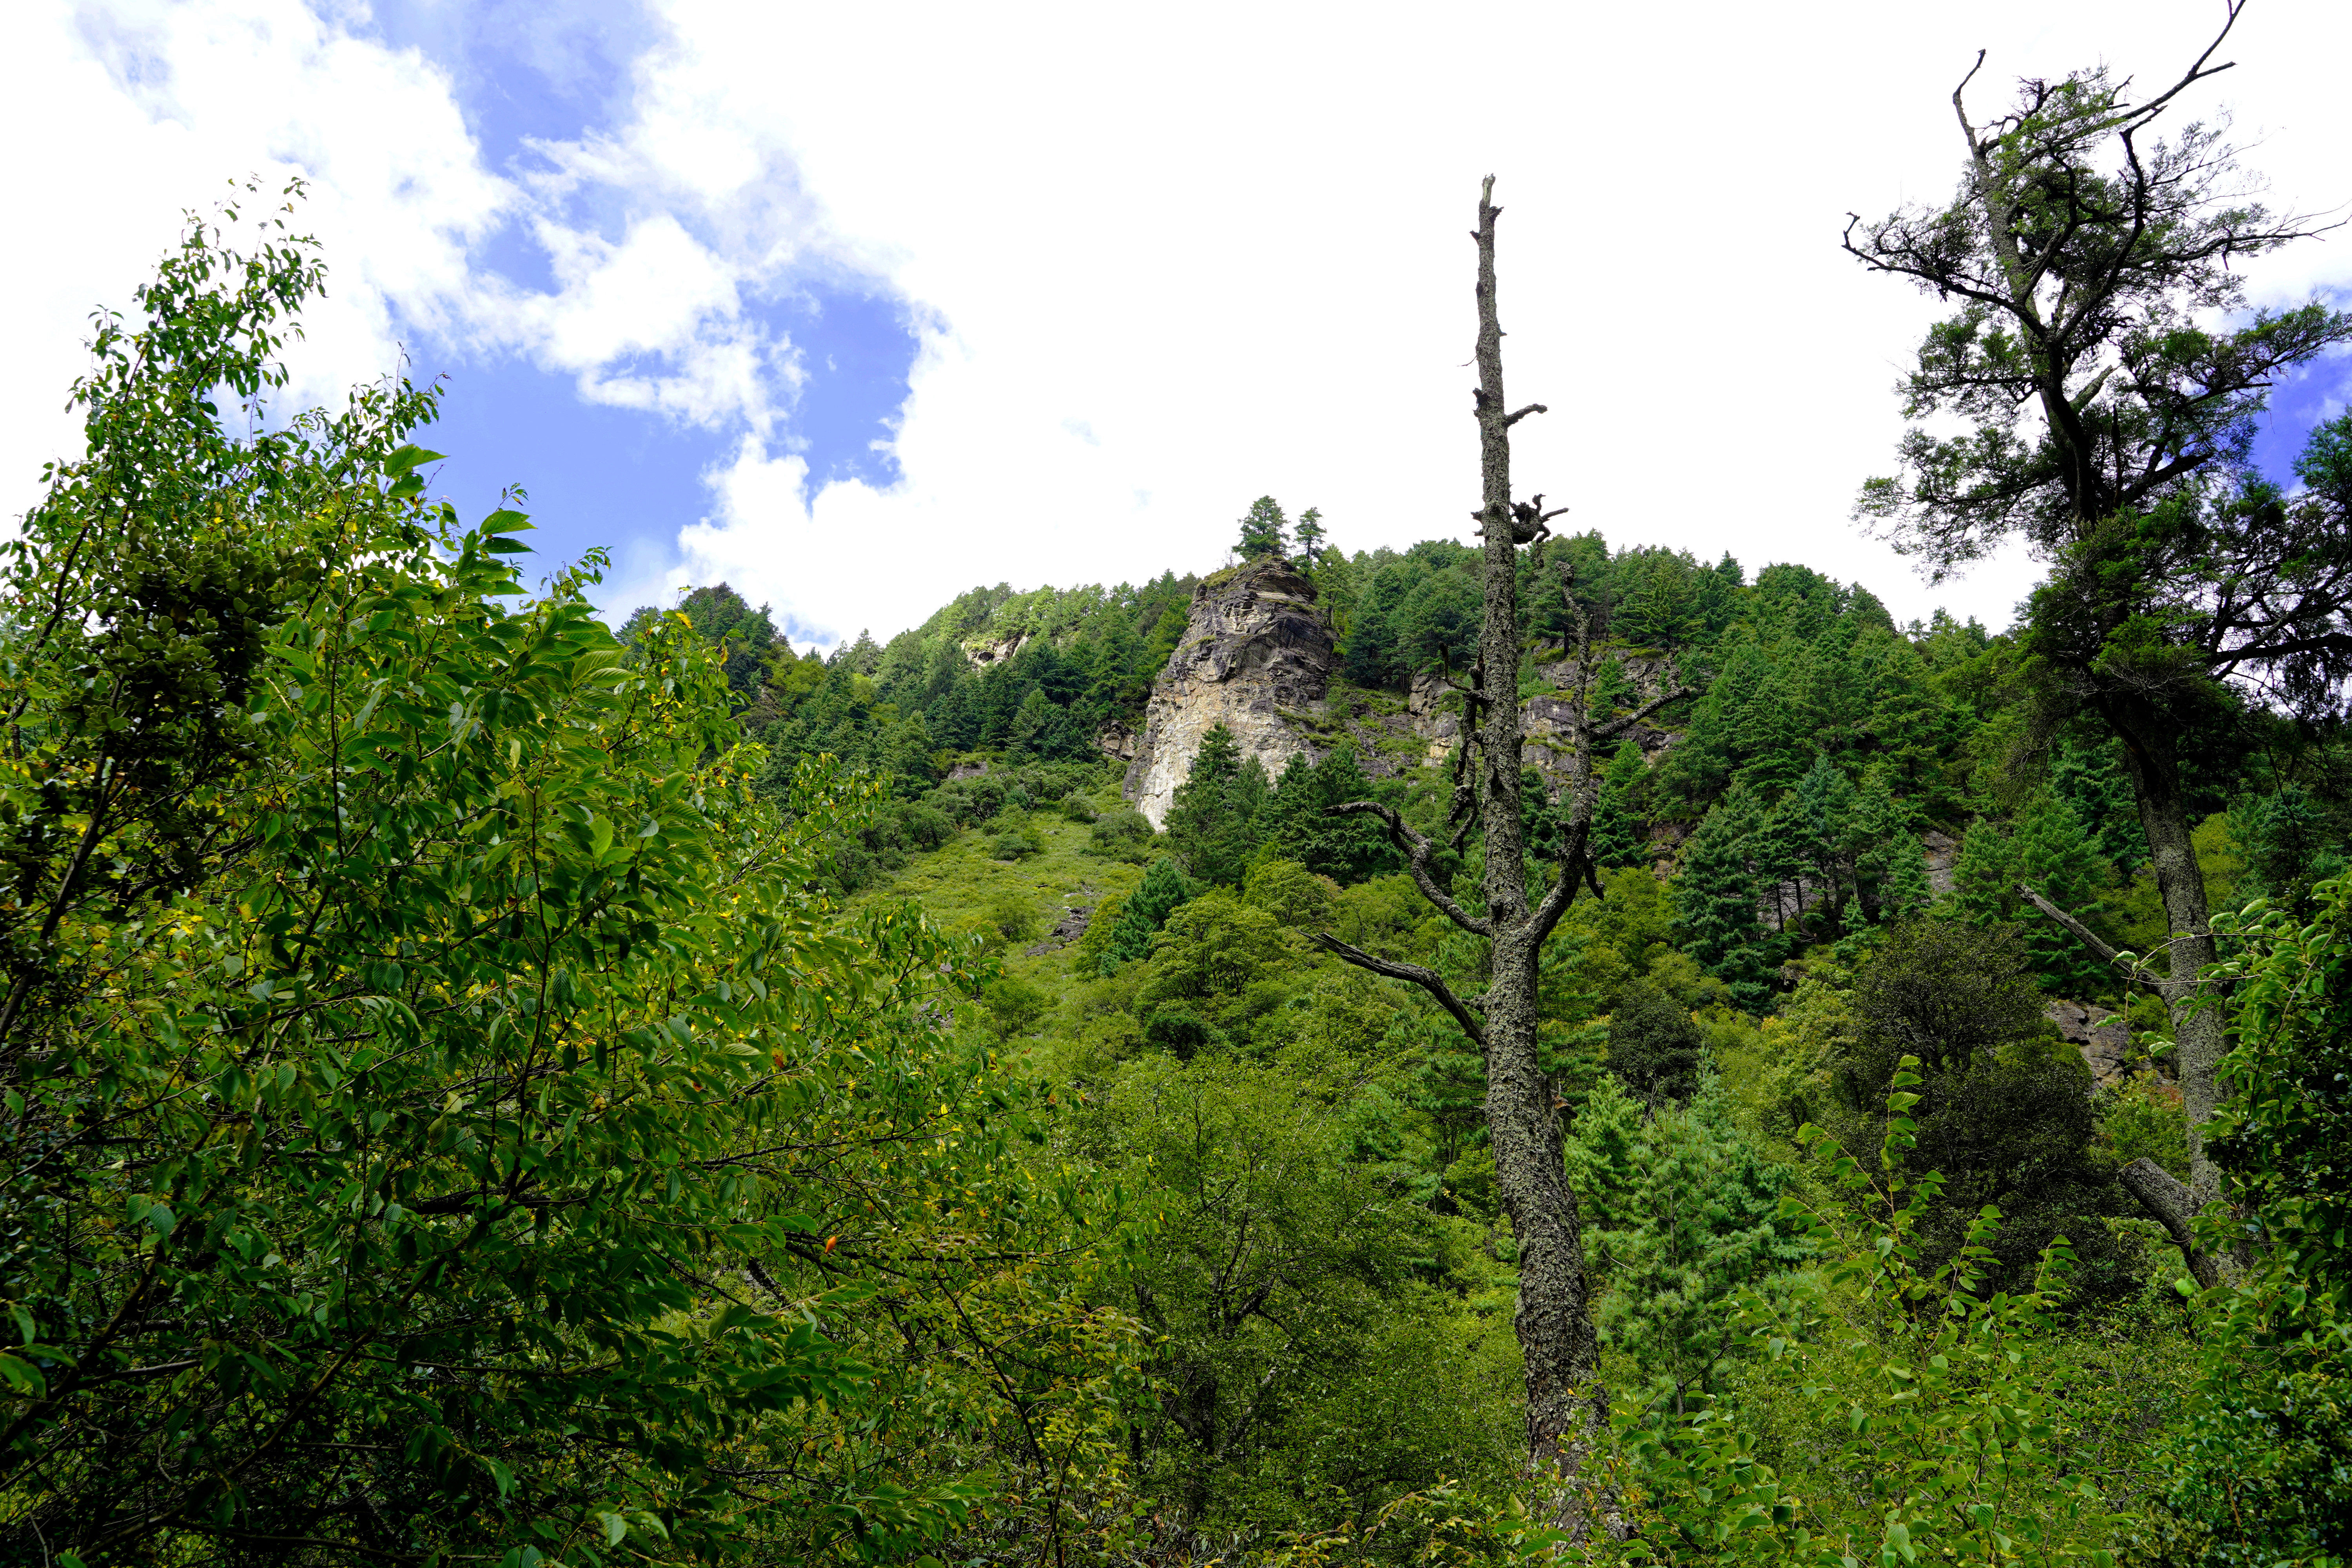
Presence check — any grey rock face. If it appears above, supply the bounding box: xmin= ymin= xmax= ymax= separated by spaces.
xmin=1095 ymin=720 xmax=1141 ymax=764
xmin=1123 ymin=557 xmax=1334 ymax=827
xmin=2046 ymin=998 xmax=2140 ymax=1087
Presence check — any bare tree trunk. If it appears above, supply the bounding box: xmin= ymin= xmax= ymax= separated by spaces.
xmin=1315 ymin=178 xmax=1688 ymax=1540
xmin=1466 ymin=180 xmax=1607 ymax=1516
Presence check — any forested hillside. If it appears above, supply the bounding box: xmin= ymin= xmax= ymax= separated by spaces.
xmin=6 ymin=20 xmax=2352 ymax=1568
xmin=592 ymin=458 xmax=2351 ymax=1555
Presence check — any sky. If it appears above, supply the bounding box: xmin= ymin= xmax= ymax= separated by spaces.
xmin=6 ymin=0 xmax=2350 ymax=651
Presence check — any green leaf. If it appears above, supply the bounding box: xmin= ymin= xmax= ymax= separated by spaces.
xmin=0 ymin=1354 xmax=48 ymax=1397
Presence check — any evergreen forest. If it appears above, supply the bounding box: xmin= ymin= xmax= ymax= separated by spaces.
xmin=4 ymin=22 xmax=2352 ymax=1568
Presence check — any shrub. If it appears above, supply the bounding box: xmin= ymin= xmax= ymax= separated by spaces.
xmin=1090 ymin=807 xmax=1156 ymax=863
xmin=984 ymin=890 xmax=1042 ymax=945
xmin=990 ymin=817 xmax=1045 ymax=860
xmin=898 ymin=802 xmax=955 ymax=849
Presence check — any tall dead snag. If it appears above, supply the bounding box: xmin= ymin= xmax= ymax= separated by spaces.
xmin=1314 ymin=177 xmax=1688 ymax=1535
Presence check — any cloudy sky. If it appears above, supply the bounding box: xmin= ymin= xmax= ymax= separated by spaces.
xmin=8 ymin=0 xmax=2350 ymax=648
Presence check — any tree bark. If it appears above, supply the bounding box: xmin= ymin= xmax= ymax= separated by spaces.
xmin=1466 ymin=181 xmax=1612 ymax=1525
xmin=2118 ymin=1156 xmax=2220 ymax=1290
xmin=2103 ymin=697 xmax=2224 ymax=1201
xmin=1317 ymin=179 xmax=1651 ymax=1540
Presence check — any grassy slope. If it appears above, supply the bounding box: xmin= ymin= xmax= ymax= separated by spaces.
xmin=848 ymin=775 xmax=1143 ymax=1008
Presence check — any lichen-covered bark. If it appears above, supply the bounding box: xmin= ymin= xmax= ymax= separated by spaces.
xmin=2106 ymin=699 xmax=2223 ymax=1199
xmin=1468 ymin=179 xmax=1613 ymax=1534
xmin=1313 ymin=180 xmax=1653 ymax=1539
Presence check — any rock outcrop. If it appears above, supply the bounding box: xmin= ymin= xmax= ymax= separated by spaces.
xmin=1095 ymin=720 xmax=1141 ymax=764
xmin=1123 ymin=557 xmax=1334 ymax=827
xmin=2047 ymin=998 xmax=2138 ymax=1087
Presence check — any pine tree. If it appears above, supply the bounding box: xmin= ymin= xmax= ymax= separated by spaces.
xmin=1097 ymin=855 xmax=1196 ymax=972
xmin=1951 ymin=820 xmax=2015 ymax=929
xmin=1562 ymin=1074 xmax=1647 ymax=1234
xmin=1163 ymin=725 xmax=1269 ymax=885
xmin=1851 ymin=773 xmax=1922 ymax=922
xmin=1293 ymin=506 xmax=1327 ymax=556
xmin=1339 ymin=599 xmax=1396 ymax=687
xmin=1751 ymin=791 xmax=1808 ymax=935
xmin=1877 ymin=831 xmax=1936 ymax=919
xmin=1598 ymin=1076 xmax=1802 ymax=1415
xmin=1792 ymin=755 xmax=1862 ymax=931
xmin=1264 ymin=744 xmax=1398 ymax=884
xmin=1674 ymin=785 xmax=1773 ymax=1007
xmin=1235 ymin=496 xmax=1289 ymax=559
xmin=1589 ymin=741 xmax=1648 ymax=870
xmin=2242 ymin=784 xmax=2347 ymax=917
xmin=2051 ymin=733 xmax=2148 ymax=878
xmin=1952 ymin=792 xmax=2114 ymax=993
xmin=2008 ymin=788 xmax=2114 ymax=994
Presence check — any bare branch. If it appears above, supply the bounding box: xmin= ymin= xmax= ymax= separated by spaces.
xmin=1327 ymin=799 xmax=1491 ymax=936
xmin=1528 ymin=821 xmax=1599 ymax=947
xmin=1310 ymin=931 xmax=1485 ymax=1047
xmin=1952 ymin=49 xmax=1988 ymax=138
xmin=2015 ymin=881 xmax=2169 ymax=994
xmin=1504 ymin=403 xmax=1548 ymax=427
xmin=1599 ymin=683 xmax=1695 ymax=740
xmin=2118 ymin=1 xmax=2241 ymax=130
xmin=2118 ymin=1156 xmax=2221 ymax=1289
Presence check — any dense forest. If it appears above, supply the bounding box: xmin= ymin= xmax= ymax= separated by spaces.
xmin=3 ymin=21 xmax=2352 ymax=1568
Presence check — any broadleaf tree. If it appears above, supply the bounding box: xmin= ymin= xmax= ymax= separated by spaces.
xmin=0 ymin=193 xmax=1138 ymax=1567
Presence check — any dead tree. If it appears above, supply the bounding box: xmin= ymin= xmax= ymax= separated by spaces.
xmin=1314 ymin=178 xmax=1688 ymax=1536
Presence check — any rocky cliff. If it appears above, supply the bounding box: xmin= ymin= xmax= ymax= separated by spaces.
xmin=1116 ymin=556 xmax=1691 ymax=827
xmin=1123 ymin=557 xmax=1334 ymax=826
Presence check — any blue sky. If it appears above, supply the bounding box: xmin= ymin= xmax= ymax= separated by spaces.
xmin=334 ymin=0 xmax=921 ymax=638
xmin=7 ymin=0 xmax=2351 ymax=646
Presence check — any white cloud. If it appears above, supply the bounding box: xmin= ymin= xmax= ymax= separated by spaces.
xmin=0 ymin=0 xmax=835 ymax=521
xmin=3 ymin=0 xmax=509 ymax=487
xmin=596 ymin=0 xmax=2352 ymax=643
xmin=9 ymin=0 xmax=2352 ymax=650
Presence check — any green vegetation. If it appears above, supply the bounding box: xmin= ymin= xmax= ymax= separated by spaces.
xmin=8 ymin=16 xmax=2352 ymax=1562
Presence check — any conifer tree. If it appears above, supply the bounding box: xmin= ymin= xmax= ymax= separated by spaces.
xmin=1588 ymin=742 xmax=1648 ymax=869
xmin=1751 ymin=791 xmax=1808 ymax=935
xmin=1163 ymin=726 xmax=1268 ymax=885
xmin=1674 ymin=785 xmax=1773 ymax=1008
xmin=1098 ymin=855 xmax=1197 ymax=972
xmin=2008 ymin=789 xmax=2115 ymax=993
xmin=1793 ymin=755 xmax=1862 ymax=930
xmin=1263 ymin=744 xmax=1398 ymax=883
xmin=1851 ymin=773 xmax=1916 ymax=921
xmin=1878 ymin=831 xmax=1937 ymax=919
xmin=1953 ymin=791 xmax=2113 ymax=993
xmin=1849 ymin=15 xmax=2352 ymax=1196
xmin=1235 ymin=496 xmax=1290 ymax=559
xmin=1597 ymin=1076 xmax=1801 ymax=1417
